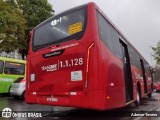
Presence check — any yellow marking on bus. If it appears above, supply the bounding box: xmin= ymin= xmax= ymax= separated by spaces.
xmin=10 ymin=63 xmax=21 ymax=66
xmin=68 ymin=22 xmax=82 ymax=35
xmin=144 ymin=93 xmax=148 ymax=96
xmin=125 ymin=100 xmax=135 ymax=105
xmin=85 ymin=43 xmax=95 ymax=88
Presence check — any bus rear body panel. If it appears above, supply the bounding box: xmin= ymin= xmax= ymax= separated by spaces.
xmin=26 ymin=40 xmax=106 ymax=110
xmin=26 ymin=3 xmax=106 ymax=110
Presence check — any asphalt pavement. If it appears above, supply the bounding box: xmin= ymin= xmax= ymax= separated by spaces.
xmin=0 ymin=92 xmax=160 ymax=120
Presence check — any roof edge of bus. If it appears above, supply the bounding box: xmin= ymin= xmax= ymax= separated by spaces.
xmin=94 ymin=3 xmax=150 ymax=65
xmin=0 ymin=56 xmax=26 ymax=63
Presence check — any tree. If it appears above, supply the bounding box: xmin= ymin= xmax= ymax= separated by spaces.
xmin=0 ymin=0 xmax=26 ymax=53
xmin=0 ymin=0 xmax=53 ymax=59
xmin=154 ymin=65 xmax=160 ymax=82
xmin=152 ymin=41 xmax=160 ymax=64
xmin=16 ymin=0 xmax=53 ymax=59
xmin=17 ymin=0 xmax=53 ymax=30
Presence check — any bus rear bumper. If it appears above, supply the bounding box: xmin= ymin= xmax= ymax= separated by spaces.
xmin=25 ymin=90 xmax=105 ymax=110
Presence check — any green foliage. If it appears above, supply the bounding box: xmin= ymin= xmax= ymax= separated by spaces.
xmin=0 ymin=0 xmax=26 ymax=53
xmin=154 ymin=65 xmax=160 ymax=81
xmin=17 ymin=0 xmax=53 ymax=58
xmin=0 ymin=0 xmax=53 ymax=57
xmin=152 ymin=41 xmax=160 ymax=64
xmin=17 ymin=0 xmax=53 ymax=30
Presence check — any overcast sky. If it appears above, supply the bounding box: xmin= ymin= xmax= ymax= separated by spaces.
xmin=48 ymin=0 xmax=160 ymax=66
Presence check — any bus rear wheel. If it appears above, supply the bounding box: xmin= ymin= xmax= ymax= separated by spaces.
xmin=135 ymin=88 xmax=141 ymax=107
xmin=20 ymin=91 xmax=25 ymax=99
xmin=148 ymin=93 xmax=152 ymax=98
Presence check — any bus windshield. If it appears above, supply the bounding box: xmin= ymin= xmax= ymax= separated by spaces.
xmin=33 ymin=7 xmax=87 ymax=51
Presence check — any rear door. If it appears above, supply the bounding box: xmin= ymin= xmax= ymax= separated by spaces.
xmin=120 ymin=40 xmax=133 ymax=103
xmin=140 ymin=59 xmax=147 ymax=94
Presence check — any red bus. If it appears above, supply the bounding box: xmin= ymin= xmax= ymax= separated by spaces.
xmin=26 ymin=2 xmax=154 ymax=110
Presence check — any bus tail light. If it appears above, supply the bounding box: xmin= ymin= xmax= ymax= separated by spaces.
xmin=85 ymin=43 xmax=95 ymax=88
xmin=20 ymin=78 xmax=26 ymax=83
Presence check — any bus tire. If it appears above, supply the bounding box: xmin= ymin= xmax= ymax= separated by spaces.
xmin=13 ymin=96 xmax=19 ymax=99
xmin=8 ymin=86 xmax=11 ymax=95
xmin=135 ymin=88 xmax=141 ymax=107
xmin=21 ymin=91 xmax=25 ymax=99
xmin=148 ymin=93 xmax=152 ymax=98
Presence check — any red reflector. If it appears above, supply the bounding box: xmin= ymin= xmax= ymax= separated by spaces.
xmin=20 ymin=78 xmax=26 ymax=83
xmin=77 ymin=92 xmax=82 ymax=95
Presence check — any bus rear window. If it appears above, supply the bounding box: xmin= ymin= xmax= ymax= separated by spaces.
xmin=0 ymin=60 xmax=3 ymax=74
xmin=33 ymin=7 xmax=87 ymax=51
xmin=4 ymin=62 xmax=25 ymax=75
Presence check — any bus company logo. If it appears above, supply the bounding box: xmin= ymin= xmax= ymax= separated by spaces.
xmin=43 ymin=50 xmax=64 ymax=58
xmin=0 ymin=78 xmax=14 ymax=82
xmin=47 ymin=96 xmax=58 ymax=102
xmin=41 ymin=64 xmax=57 ymax=72
xmin=51 ymin=43 xmax=79 ymax=52
xmin=2 ymin=108 xmax=12 ymax=118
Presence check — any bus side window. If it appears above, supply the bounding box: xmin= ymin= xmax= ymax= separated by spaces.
xmin=4 ymin=68 xmax=11 ymax=74
xmin=97 ymin=10 xmax=122 ymax=58
xmin=110 ymin=26 xmax=122 ymax=58
xmin=128 ymin=46 xmax=136 ymax=66
xmin=4 ymin=62 xmax=25 ymax=75
xmin=0 ymin=60 xmax=4 ymax=74
xmin=96 ymin=10 xmax=112 ymax=51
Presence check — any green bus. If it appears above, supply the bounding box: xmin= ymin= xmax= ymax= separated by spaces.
xmin=0 ymin=56 xmax=26 ymax=93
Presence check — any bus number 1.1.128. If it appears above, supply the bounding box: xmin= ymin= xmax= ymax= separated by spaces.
xmin=59 ymin=58 xmax=83 ymax=68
